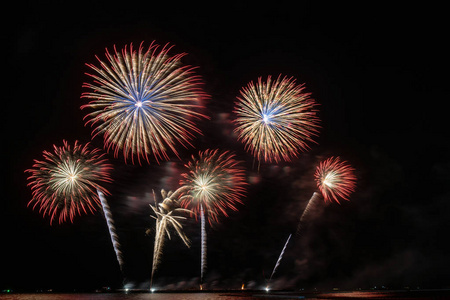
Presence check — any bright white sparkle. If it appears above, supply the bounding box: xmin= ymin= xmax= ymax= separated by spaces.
xmin=323 ymin=172 xmax=336 ymax=188
xmin=263 ymin=114 xmax=269 ymax=123
xmin=135 ymin=101 xmax=143 ymax=108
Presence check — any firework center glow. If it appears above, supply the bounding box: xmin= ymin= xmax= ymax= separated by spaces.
xmin=135 ymin=101 xmax=143 ymax=108
xmin=323 ymin=172 xmax=336 ymax=188
xmin=262 ymin=113 xmax=270 ymax=123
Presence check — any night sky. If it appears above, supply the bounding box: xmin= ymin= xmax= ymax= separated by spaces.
xmin=5 ymin=1 xmax=449 ymax=292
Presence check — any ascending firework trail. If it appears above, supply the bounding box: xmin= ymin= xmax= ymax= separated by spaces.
xmin=268 ymin=233 xmax=292 ymax=284
xmin=97 ymin=190 xmax=124 ymax=273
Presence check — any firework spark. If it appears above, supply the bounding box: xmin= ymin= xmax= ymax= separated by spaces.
xmin=234 ymin=75 xmax=320 ymax=163
xmin=315 ymin=156 xmax=356 ymax=203
xmin=26 ymin=140 xmax=112 ymax=224
xmin=180 ymin=149 xmax=247 ymax=284
xmin=81 ymin=41 xmax=209 ymax=164
xmin=150 ymin=188 xmax=191 ymax=287
xmin=97 ymin=190 xmax=124 ymax=272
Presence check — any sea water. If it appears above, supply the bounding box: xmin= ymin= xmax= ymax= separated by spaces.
xmin=1 ymin=289 xmax=450 ymax=299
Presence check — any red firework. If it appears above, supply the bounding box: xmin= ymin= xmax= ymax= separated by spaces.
xmin=25 ymin=140 xmax=113 ymax=224
xmin=314 ymin=156 xmax=356 ymax=203
xmin=179 ymin=149 xmax=247 ymax=223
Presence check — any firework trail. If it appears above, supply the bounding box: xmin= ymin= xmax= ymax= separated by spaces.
xmin=180 ymin=149 xmax=247 ymax=284
xmin=295 ymin=192 xmax=321 ymax=236
xmin=97 ymin=190 xmax=124 ymax=272
xmin=81 ymin=41 xmax=209 ymax=164
xmin=269 ymin=234 xmax=292 ymax=283
xmin=150 ymin=188 xmax=191 ymax=287
xmin=200 ymin=204 xmax=207 ymax=284
xmin=296 ymin=157 xmax=356 ymax=236
xmin=25 ymin=140 xmax=112 ymax=224
xmin=234 ymin=75 xmax=320 ymax=163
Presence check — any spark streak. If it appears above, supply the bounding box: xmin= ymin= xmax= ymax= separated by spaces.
xmin=97 ymin=190 xmax=124 ymax=272
xmin=200 ymin=204 xmax=207 ymax=283
xmin=295 ymin=192 xmax=321 ymax=236
xmin=269 ymin=234 xmax=292 ymax=281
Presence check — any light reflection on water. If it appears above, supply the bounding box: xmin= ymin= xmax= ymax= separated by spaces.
xmin=2 ymin=290 xmax=450 ymax=299
xmin=0 ymin=292 xmax=262 ymax=300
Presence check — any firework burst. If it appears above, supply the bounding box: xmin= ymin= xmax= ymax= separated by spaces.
xmin=179 ymin=149 xmax=247 ymax=284
xmin=81 ymin=41 xmax=209 ymax=164
xmin=234 ymin=75 xmax=320 ymax=163
xmin=296 ymin=158 xmax=356 ymax=236
xmin=26 ymin=140 xmax=112 ymax=224
xmin=315 ymin=156 xmax=357 ymax=203
xmin=180 ymin=149 xmax=247 ymax=224
xmin=150 ymin=188 xmax=191 ymax=287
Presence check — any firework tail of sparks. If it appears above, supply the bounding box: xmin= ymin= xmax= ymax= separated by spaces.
xmin=150 ymin=188 xmax=191 ymax=287
xmin=295 ymin=192 xmax=321 ymax=237
xmin=81 ymin=41 xmax=209 ymax=165
xmin=269 ymin=234 xmax=292 ymax=282
xmin=97 ymin=190 xmax=124 ymax=273
xmin=234 ymin=74 xmax=320 ymax=163
xmin=25 ymin=140 xmax=112 ymax=225
xmin=200 ymin=204 xmax=207 ymax=284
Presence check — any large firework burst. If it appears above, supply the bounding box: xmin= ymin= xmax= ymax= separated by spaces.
xmin=179 ymin=149 xmax=247 ymax=223
xmin=315 ymin=156 xmax=356 ymax=203
xmin=81 ymin=41 xmax=209 ymax=164
xmin=234 ymin=75 xmax=320 ymax=163
xmin=26 ymin=140 xmax=112 ymax=224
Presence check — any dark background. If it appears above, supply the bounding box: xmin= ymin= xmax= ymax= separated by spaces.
xmin=4 ymin=1 xmax=449 ymax=292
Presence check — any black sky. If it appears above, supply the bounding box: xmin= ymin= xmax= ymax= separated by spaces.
xmin=5 ymin=1 xmax=450 ymax=291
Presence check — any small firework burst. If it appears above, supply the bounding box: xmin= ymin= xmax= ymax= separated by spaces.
xmin=179 ymin=149 xmax=247 ymax=223
xmin=315 ymin=156 xmax=356 ymax=203
xmin=26 ymin=140 xmax=112 ymax=224
xmin=81 ymin=41 xmax=209 ymax=164
xmin=234 ymin=74 xmax=320 ymax=163
xmin=150 ymin=188 xmax=191 ymax=287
